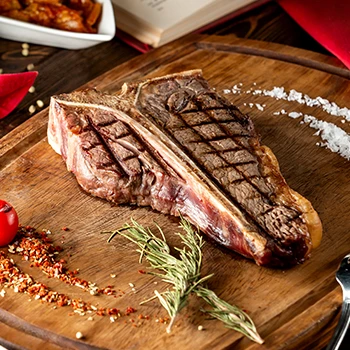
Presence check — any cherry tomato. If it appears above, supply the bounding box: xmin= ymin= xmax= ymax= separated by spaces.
xmin=0 ymin=200 xmax=19 ymax=246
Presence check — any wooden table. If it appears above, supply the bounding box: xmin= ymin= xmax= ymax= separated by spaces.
xmin=0 ymin=2 xmax=347 ymax=349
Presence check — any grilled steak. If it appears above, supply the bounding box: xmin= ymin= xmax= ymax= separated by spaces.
xmin=48 ymin=70 xmax=322 ymax=267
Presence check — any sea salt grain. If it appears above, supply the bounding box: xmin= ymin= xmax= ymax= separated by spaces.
xmin=259 ymin=86 xmax=350 ymax=121
xmin=288 ymin=112 xmax=302 ymax=119
xmin=255 ymin=103 xmax=264 ymax=111
xmin=232 ymin=84 xmax=242 ymax=94
xmin=303 ymin=115 xmax=350 ymax=160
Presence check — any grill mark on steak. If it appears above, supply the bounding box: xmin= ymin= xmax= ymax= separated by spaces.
xmin=88 ymin=110 xmax=179 ymax=180
xmin=205 ymin=147 xmax=241 ymax=154
xmin=159 ymin=113 xmax=277 ymax=237
xmin=131 ymin=76 xmax=308 ymax=248
xmin=85 ymin=115 xmax=129 ymax=178
xmin=217 ymin=159 xmax=258 ymax=167
xmin=170 ymin=112 xmax=269 ymax=199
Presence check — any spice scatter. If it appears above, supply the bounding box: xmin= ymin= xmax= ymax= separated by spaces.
xmin=8 ymin=225 xmax=122 ymax=297
xmin=222 ymin=83 xmax=350 ymax=160
xmin=0 ymin=225 xmax=142 ymax=322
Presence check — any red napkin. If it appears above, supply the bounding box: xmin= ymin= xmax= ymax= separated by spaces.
xmin=0 ymin=71 xmax=38 ymax=119
xmin=278 ymin=0 xmax=350 ymax=69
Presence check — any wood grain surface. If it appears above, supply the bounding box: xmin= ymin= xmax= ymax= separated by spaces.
xmin=1 ymin=35 xmax=349 ymax=350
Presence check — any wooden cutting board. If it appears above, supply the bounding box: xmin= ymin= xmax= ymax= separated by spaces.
xmin=1 ymin=35 xmax=350 ymax=350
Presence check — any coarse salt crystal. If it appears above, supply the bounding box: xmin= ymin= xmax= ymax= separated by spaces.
xmin=252 ymin=89 xmax=262 ymax=95
xmin=288 ymin=112 xmax=302 ymax=119
xmin=303 ymin=114 xmax=350 ymax=160
xmin=255 ymin=103 xmax=264 ymax=111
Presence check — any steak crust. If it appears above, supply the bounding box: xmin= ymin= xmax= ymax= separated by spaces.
xmin=48 ymin=70 xmax=322 ymax=267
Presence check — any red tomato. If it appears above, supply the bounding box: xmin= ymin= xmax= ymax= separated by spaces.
xmin=0 ymin=200 xmax=19 ymax=246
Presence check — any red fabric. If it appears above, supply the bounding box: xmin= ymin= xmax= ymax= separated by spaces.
xmin=0 ymin=71 xmax=38 ymax=119
xmin=278 ymin=0 xmax=350 ymax=69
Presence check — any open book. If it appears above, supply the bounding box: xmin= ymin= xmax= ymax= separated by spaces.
xmin=112 ymin=0 xmax=268 ymax=52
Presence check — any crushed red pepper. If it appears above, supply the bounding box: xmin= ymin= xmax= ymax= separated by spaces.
xmin=0 ymin=225 xmax=143 ymax=321
xmin=8 ymin=225 xmax=121 ymax=297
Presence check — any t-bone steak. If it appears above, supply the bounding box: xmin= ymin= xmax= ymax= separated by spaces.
xmin=48 ymin=70 xmax=322 ymax=267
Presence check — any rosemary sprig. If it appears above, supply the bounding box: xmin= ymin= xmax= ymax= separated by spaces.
xmin=195 ymin=286 xmax=263 ymax=343
xmin=106 ymin=217 xmax=263 ymax=344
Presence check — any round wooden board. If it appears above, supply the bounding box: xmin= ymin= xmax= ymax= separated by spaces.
xmin=1 ymin=35 xmax=349 ymax=349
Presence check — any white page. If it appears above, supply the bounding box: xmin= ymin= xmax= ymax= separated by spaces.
xmin=112 ymin=0 xmax=216 ymax=30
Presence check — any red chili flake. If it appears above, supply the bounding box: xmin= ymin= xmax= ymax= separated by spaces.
xmin=96 ymin=309 xmax=105 ymax=316
xmin=61 ymin=227 xmax=69 ymax=231
xmin=125 ymin=306 xmax=137 ymax=315
xmin=138 ymin=270 xmax=146 ymax=274
xmin=107 ymin=308 xmax=120 ymax=315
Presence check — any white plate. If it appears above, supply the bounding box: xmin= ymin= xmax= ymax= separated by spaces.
xmin=0 ymin=0 xmax=115 ymax=50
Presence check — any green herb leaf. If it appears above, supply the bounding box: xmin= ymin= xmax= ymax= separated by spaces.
xmin=106 ymin=216 xmax=263 ymax=343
